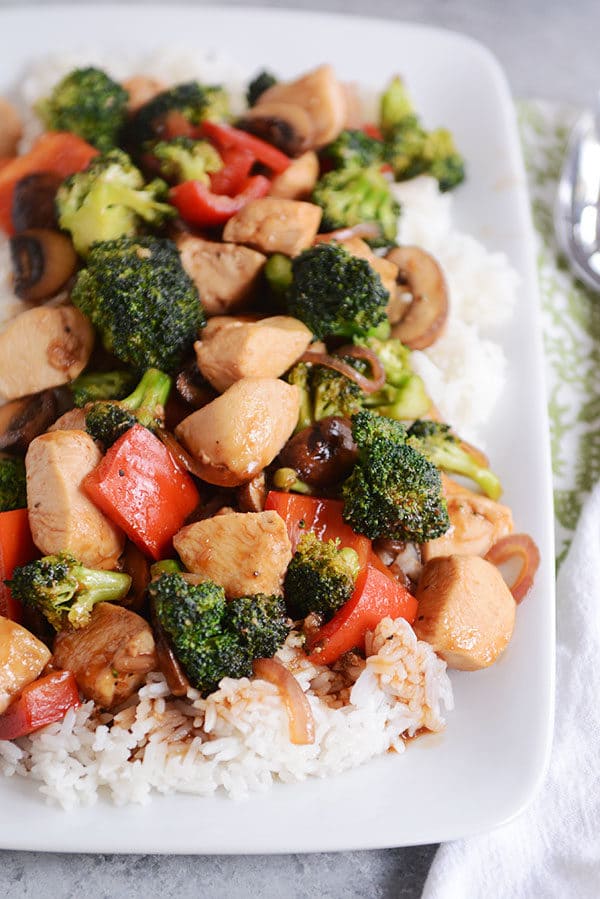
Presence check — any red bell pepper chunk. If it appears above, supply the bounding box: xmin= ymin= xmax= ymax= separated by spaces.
xmin=0 ymin=508 xmax=37 ymax=622
xmin=170 ymin=174 xmax=270 ymax=227
xmin=264 ymin=491 xmax=372 ymax=568
xmin=0 ymin=132 xmax=98 ymax=234
xmin=307 ymin=564 xmax=418 ymax=666
xmin=0 ymin=670 xmax=80 ymax=741
xmin=83 ymin=424 xmax=200 ymax=561
xmin=201 ymin=120 xmax=291 ymax=174
xmin=362 ymin=123 xmax=384 ymax=141
xmin=210 ymin=146 xmax=255 ymax=197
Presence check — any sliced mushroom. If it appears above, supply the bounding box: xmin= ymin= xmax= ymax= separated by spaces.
xmin=386 ymin=246 xmax=449 ymax=349
xmin=0 ymin=98 xmax=22 ymax=158
xmin=175 ymin=361 xmax=217 ymax=410
xmin=11 ymin=172 xmax=64 ymax=232
xmin=238 ymin=101 xmax=314 ymax=157
xmin=10 ymin=229 xmax=78 ymax=303
xmin=0 ymin=390 xmax=58 ymax=452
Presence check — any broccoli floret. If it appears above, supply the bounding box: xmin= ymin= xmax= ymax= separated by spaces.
xmin=358 ymin=336 xmax=431 ymax=420
xmin=56 ymin=149 xmax=174 ymax=256
xmin=69 ymin=370 xmax=138 ymax=408
xmin=85 ymin=367 xmax=171 ymax=447
xmin=321 ymin=129 xmax=384 ymax=170
xmin=246 ymin=70 xmax=277 ymax=107
xmin=284 ymin=531 xmax=360 ymax=620
xmin=312 ymin=165 xmax=399 ymax=248
xmin=407 ymin=419 xmax=501 ymax=499
xmin=149 ymin=572 xmax=249 ymax=695
xmin=382 ymin=119 xmax=429 ymax=181
xmin=0 ymin=456 xmax=27 ymax=512
xmin=288 ymin=243 xmax=389 ymax=340
xmin=342 ymin=410 xmax=449 ymax=543
xmin=312 ymin=365 xmax=364 ymax=421
xmin=226 ymin=594 xmax=290 ymax=658
xmin=8 ymin=553 xmax=131 ymax=631
xmin=122 ymin=82 xmax=228 ymax=155
xmin=37 ymin=67 xmax=128 ymax=152
xmin=379 ymin=76 xmax=416 ymax=136
xmin=422 ymin=129 xmax=465 ymax=191
xmin=152 ymin=137 xmax=223 ymax=184
xmin=71 ymin=237 xmax=204 ymax=374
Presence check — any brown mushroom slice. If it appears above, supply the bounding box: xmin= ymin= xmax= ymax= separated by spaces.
xmin=257 ymin=65 xmax=347 ymax=148
xmin=0 ymin=390 xmax=58 ymax=452
xmin=387 ymin=246 xmax=449 ymax=349
xmin=10 ymin=229 xmax=78 ymax=303
xmin=238 ymin=101 xmax=315 ymax=157
xmin=0 ymin=98 xmax=22 ymax=158
xmin=11 ymin=172 xmax=64 ymax=232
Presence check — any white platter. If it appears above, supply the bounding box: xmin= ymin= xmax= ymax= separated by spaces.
xmin=0 ymin=4 xmax=555 ymax=853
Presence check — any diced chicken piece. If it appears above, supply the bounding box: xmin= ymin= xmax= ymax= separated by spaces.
xmin=53 ymin=603 xmax=156 ymax=709
xmin=414 ymin=554 xmax=516 ymax=670
xmin=26 ymin=430 xmax=125 ymax=568
xmin=122 ymin=75 xmax=166 ymax=114
xmin=48 ymin=407 xmax=88 ymax=432
xmin=341 ymin=237 xmax=399 ymax=301
xmin=0 ymin=616 xmax=51 ymax=714
xmin=195 ymin=315 xmax=312 ymax=393
xmin=269 ymin=151 xmax=319 ymax=200
xmin=222 ymin=198 xmax=322 ymax=257
xmin=174 ymin=511 xmax=292 ymax=598
xmin=0 ymin=97 xmax=22 ymax=157
xmin=0 ymin=306 xmax=94 ymax=402
xmin=177 ymin=235 xmax=266 ymax=316
xmin=175 ymin=377 xmax=300 ymax=487
xmin=259 ymin=65 xmax=347 ymax=148
xmin=422 ymin=479 xmax=514 ymax=562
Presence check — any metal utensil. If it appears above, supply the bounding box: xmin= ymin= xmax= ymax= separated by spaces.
xmin=555 ymin=98 xmax=600 ymax=290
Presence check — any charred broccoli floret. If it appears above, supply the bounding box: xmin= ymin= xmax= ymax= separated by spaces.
xmin=0 ymin=456 xmax=27 ymax=512
xmin=85 ymin=367 xmax=171 ymax=447
xmin=312 ymin=365 xmax=364 ymax=421
xmin=122 ymin=82 xmax=228 ymax=155
xmin=312 ymin=165 xmax=399 ymax=248
xmin=284 ymin=531 xmax=360 ymax=620
xmin=152 ymin=137 xmax=223 ymax=184
xmin=71 ymin=237 xmax=204 ymax=373
xmin=407 ymin=419 xmax=502 ymax=499
xmin=342 ymin=410 xmax=449 ymax=543
xmin=8 ymin=553 xmax=131 ymax=631
xmin=57 ymin=150 xmax=174 ymax=255
xmin=288 ymin=243 xmax=389 ymax=340
xmin=246 ymin=70 xmax=277 ymax=107
xmin=321 ymin=129 xmax=384 ymax=170
xmin=69 ymin=370 xmax=138 ymax=408
xmin=225 ymin=595 xmax=290 ymax=658
xmin=37 ymin=66 xmax=128 ymax=151
xmin=150 ymin=573 xmax=288 ymax=696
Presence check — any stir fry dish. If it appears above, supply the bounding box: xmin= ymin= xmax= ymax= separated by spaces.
xmin=0 ymin=61 xmax=540 ymax=805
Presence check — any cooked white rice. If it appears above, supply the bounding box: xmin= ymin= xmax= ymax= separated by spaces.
xmin=0 ymin=52 xmax=519 ymax=806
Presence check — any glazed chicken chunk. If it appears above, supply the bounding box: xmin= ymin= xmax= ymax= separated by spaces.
xmin=26 ymin=430 xmax=125 ymax=569
xmin=268 ymin=151 xmax=319 ymax=200
xmin=195 ymin=315 xmax=312 ymax=393
xmin=177 ymin=235 xmax=266 ymax=316
xmin=414 ymin=554 xmax=516 ymax=670
xmin=53 ymin=603 xmax=156 ymax=709
xmin=174 ymin=511 xmax=292 ymax=598
xmin=222 ymin=198 xmax=322 ymax=256
xmin=0 ymin=616 xmax=51 ymax=715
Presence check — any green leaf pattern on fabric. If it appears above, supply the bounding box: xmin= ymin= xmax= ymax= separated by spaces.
xmin=519 ymin=101 xmax=600 ymax=565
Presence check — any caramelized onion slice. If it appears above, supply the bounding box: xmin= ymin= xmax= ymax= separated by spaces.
xmin=314 ymin=222 xmax=382 ymax=244
xmin=300 ymin=345 xmax=385 ymax=395
xmin=253 ymin=657 xmax=315 ymax=746
xmin=156 ymin=428 xmax=206 ymax=480
xmin=485 ymin=533 xmax=540 ymax=603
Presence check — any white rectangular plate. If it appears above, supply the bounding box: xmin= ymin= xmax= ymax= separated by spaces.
xmin=0 ymin=4 xmax=555 ymax=853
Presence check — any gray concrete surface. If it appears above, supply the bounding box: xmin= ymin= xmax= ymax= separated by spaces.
xmin=0 ymin=0 xmax=597 ymax=896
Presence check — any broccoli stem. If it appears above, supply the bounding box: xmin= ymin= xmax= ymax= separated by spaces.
xmin=122 ymin=368 xmax=172 ymax=426
xmin=265 ymin=253 xmax=293 ymax=296
xmin=76 ymin=567 xmax=132 ymax=604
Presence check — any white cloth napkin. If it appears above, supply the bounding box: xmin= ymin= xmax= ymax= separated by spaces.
xmin=422 ymin=479 xmax=600 ymax=899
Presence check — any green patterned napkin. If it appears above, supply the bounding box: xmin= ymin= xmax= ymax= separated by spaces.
xmin=519 ymin=101 xmax=600 ymax=567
